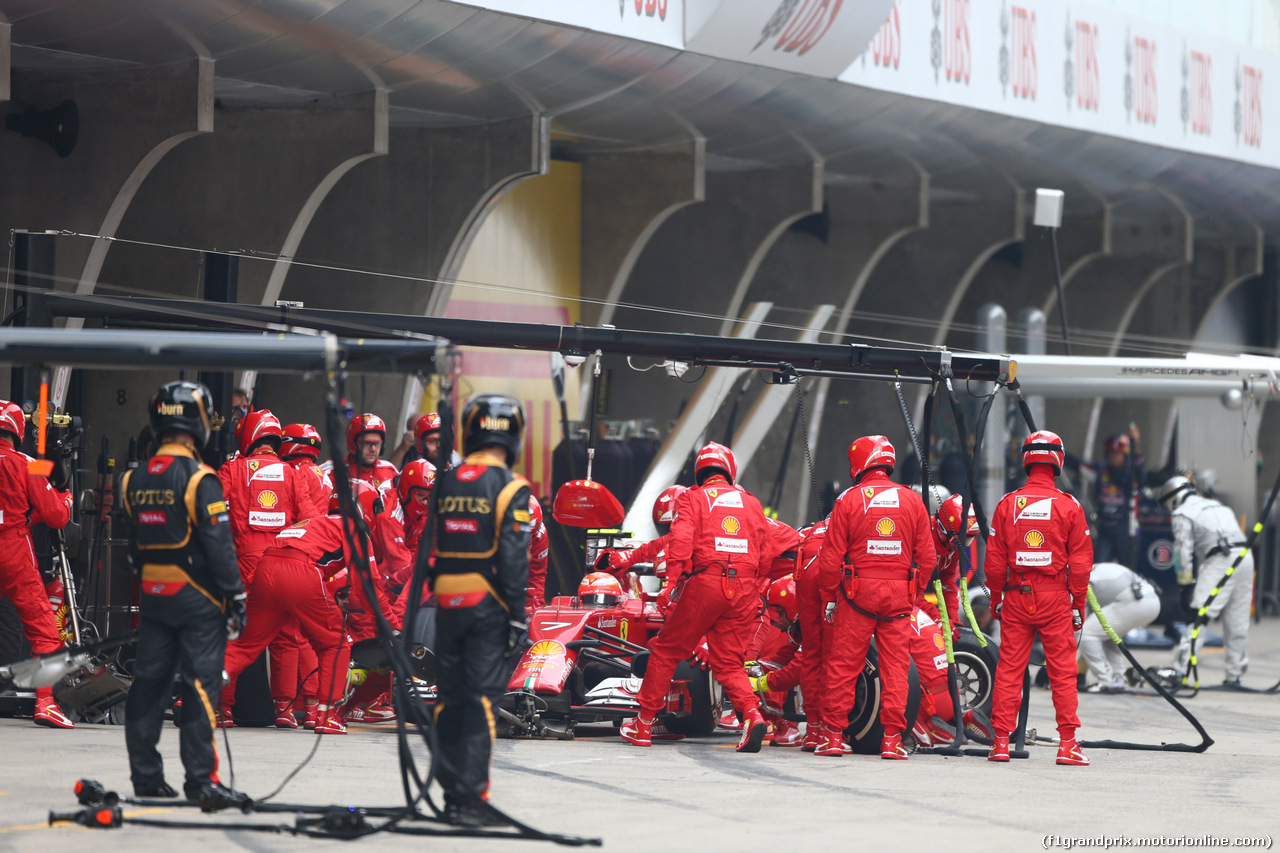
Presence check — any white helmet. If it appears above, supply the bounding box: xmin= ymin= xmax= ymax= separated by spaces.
xmin=1159 ymin=475 xmax=1196 ymax=510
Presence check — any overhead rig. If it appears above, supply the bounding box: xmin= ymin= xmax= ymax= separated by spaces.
xmin=19 ymin=292 xmax=1014 ymax=384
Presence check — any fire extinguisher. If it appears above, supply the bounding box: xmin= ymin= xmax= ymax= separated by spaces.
xmin=46 ymin=578 xmax=73 ymax=645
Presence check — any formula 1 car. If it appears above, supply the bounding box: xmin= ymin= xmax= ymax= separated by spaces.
xmin=498 ymin=532 xmax=717 ymax=740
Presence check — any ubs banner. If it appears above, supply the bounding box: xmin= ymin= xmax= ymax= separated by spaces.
xmin=840 ymin=0 xmax=1277 ymax=169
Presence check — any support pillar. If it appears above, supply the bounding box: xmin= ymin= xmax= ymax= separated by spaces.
xmin=977 ymin=304 xmax=1008 ymax=517
xmin=198 ymin=252 xmax=239 ymax=463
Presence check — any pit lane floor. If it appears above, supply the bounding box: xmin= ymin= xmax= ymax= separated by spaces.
xmin=3 ymin=620 xmax=1279 ymax=852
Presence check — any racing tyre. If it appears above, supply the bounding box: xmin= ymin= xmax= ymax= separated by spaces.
xmin=844 ymin=643 xmax=884 ymax=754
xmin=660 ymin=665 xmax=718 ymax=737
xmin=952 ymin=627 xmax=998 ymax=717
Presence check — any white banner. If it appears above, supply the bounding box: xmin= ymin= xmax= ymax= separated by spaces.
xmin=685 ymin=0 xmax=897 ymax=79
xmin=450 ymin=0 xmax=684 ymax=48
xmin=840 ymin=0 xmax=1277 ymax=170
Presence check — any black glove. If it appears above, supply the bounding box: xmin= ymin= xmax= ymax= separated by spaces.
xmin=48 ymin=455 xmax=71 ymax=491
xmin=1179 ymin=584 xmax=1196 ymax=620
xmin=505 ymin=619 xmax=529 ymax=657
xmin=226 ymin=593 xmax=248 ymax=641
xmin=1072 ymin=609 xmax=1084 ymax=631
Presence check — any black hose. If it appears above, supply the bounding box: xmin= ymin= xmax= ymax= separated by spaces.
xmin=1078 ymin=635 xmax=1213 ymax=752
xmin=1007 ymin=379 xmax=1038 ymax=433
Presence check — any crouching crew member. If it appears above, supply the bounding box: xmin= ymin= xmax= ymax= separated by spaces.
xmin=816 ymin=436 xmax=935 ymax=760
xmin=122 ymin=381 xmax=248 ymax=807
xmin=429 ymin=395 xmax=532 ymax=828
xmin=986 ymin=430 xmax=1093 ymax=765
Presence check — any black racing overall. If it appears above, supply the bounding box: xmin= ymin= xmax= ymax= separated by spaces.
xmin=121 ymin=442 xmax=242 ymax=797
xmin=429 ymin=450 xmax=531 ymax=806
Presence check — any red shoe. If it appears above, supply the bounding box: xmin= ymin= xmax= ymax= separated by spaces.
xmin=217 ymin=697 xmax=234 ymax=729
xmin=274 ymin=700 xmax=300 ymax=729
xmin=619 ymin=716 xmax=652 ymax=747
xmin=770 ymin=719 xmax=803 ymax=747
xmin=910 ymin=715 xmax=955 ymax=749
xmin=1056 ymin=738 xmax=1089 ymax=766
xmin=34 ymin=696 xmax=74 ymax=729
xmin=880 ymin=732 xmax=908 ymax=760
xmin=314 ymin=708 xmax=347 ymax=735
xmin=737 ymin=710 xmax=768 ymax=753
xmin=814 ymin=725 xmax=845 ymax=757
xmin=717 ymin=706 xmax=743 ymax=731
xmin=303 ymin=701 xmax=319 ymax=730
xmin=962 ymin=708 xmax=995 ymax=744
xmin=801 ymin=725 xmax=821 ymax=752
xmin=362 ymin=693 xmax=396 ymax=723
xmin=988 ymin=734 xmax=1010 ymax=762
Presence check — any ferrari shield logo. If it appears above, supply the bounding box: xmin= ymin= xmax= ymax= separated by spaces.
xmin=1016 ymin=496 xmax=1027 ymax=511
xmin=620 ymin=620 xmax=629 ymax=642
xmin=863 ymin=487 xmax=875 ymax=499
xmin=248 ymin=460 xmax=260 ymax=472
xmin=707 ymin=489 xmax=718 ymax=498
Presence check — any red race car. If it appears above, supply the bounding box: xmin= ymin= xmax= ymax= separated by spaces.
xmin=499 ymin=532 xmax=718 ymax=740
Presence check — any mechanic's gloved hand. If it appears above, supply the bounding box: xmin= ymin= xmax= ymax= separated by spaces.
xmin=992 ymin=600 xmax=1003 ymax=619
xmin=593 ymin=549 xmax=619 ymax=575
xmin=48 ymin=456 xmax=71 ymax=491
xmin=823 ymin=600 xmax=837 ymax=624
xmin=656 ymin=586 xmax=673 ymax=613
xmin=1179 ymin=584 xmax=1195 ymax=619
xmin=505 ymin=619 xmax=529 ymax=657
xmin=1072 ymin=609 xmax=1084 ymax=631
xmin=226 ymin=593 xmax=248 ymax=641
xmin=951 ymin=625 xmax=961 ymax=644
xmin=748 ymin=673 xmax=771 ymax=694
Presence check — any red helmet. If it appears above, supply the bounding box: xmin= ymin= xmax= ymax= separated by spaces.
xmin=652 ymin=485 xmax=687 ymax=526
xmin=694 ymin=442 xmax=737 ymax=485
xmin=0 ymin=401 xmax=24 ymax=446
xmin=1021 ymin=429 xmax=1065 ymax=474
xmin=329 ymin=479 xmax=385 ymax=522
xmin=346 ymin=413 xmax=387 ymax=456
xmin=413 ymin=413 xmax=443 ymax=452
xmin=933 ymin=493 xmax=980 ymax=552
xmin=397 ymin=458 xmax=437 ymax=505
xmin=280 ymin=423 xmax=322 ymax=460
xmin=236 ymin=409 xmax=283 ymax=456
xmin=577 ymin=572 xmax=623 ymax=608
xmin=1104 ymin=433 xmax=1131 ymax=455
xmin=766 ymin=575 xmax=798 ymax=625
xmin=848 ymin=435 xmax=895 ymax=482
xmin=527 ymin=495 xmax=544 ymax=529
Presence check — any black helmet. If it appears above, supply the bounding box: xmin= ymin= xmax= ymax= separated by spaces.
xmin=149 ymin=381 xmax=214 ymax=449
xmin=461 ymin=394 xmax=524 ymax=464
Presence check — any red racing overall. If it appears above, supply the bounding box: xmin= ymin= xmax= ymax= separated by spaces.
xmin=755 ymin=519 xmax=829 ymax=735
xmin=986 ymin=466 xmax=1093 ymax=741
xmin=218 ymin=448 xmax=323 ymax=586
xmin=817 ymin=472 xmax=934 ymax=737
xmin=635 ymin=477 xmax=773 ymax=722
xmin=0 ymin=438 xmax=74 ymax=708
xmin=270 ymin=456 xmax=334 ymax=711
xmin=222 ymin=515 xmax=362 ymax=709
